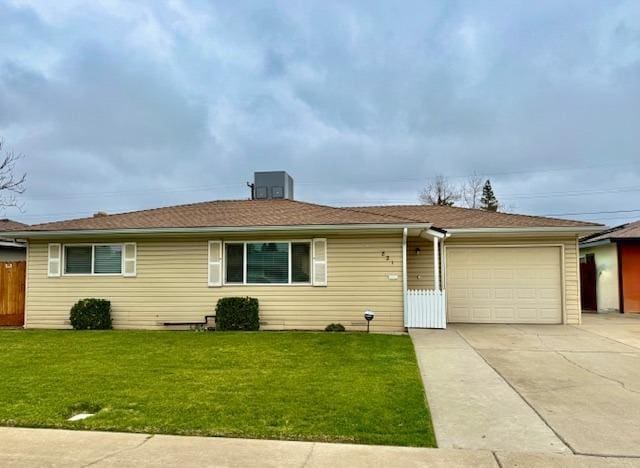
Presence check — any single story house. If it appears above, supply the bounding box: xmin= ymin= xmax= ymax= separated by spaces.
xmin=579 ymin=220 xmax=640 ymax=314
xmin=0 ymin=172 xmax=602 ymax=331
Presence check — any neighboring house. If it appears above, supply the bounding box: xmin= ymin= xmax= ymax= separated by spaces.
xmin=0 ymin=172 xmax=601 ymax=331
xmin=580 ymin=221 xmax=640 ymax=314
xmin=0 ymin=219 xmax=27 ymax=261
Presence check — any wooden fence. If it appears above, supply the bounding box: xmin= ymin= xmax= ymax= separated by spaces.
xmin=0 ymin=261 xmax=26 ymax=326
xmin=405 ymin=289 xmax=446 ymax=329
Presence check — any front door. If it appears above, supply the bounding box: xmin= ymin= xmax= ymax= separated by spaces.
xmin=580 ymin=254 xmax=598 ymax=312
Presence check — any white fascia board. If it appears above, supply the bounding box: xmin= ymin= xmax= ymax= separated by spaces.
xmin=446 ymin=226 xmax=603 ymax=236
xmin=419 ymin=228 xmax=447 ymax=239
xmin=579 ymin=239 xmax=612 ymax=249
xmin=3 ymin=222 xmax=433 ymax=238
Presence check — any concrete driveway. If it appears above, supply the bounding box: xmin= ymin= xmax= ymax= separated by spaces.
xmin=411 ymin=313 xmax=640 ymax=458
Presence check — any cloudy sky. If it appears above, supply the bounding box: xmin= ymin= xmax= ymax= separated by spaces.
xmin=0 ymin=0 xmax=638 ymax=226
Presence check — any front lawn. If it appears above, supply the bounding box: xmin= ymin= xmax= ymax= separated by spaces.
xmin=0 ymin=330 xmax=435 ymax=447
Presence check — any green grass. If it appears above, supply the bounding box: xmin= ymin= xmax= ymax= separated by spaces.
xmin=0 ymin=330 xmax=435 ymax=447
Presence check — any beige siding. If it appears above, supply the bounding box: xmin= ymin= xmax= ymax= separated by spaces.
xmin=26 ymin=232 xmax=405 ymax=332
xmin=443 ymin=235 xmax=582 ymax=324
xmin=407 ymin=237 xmax=436 ymax=290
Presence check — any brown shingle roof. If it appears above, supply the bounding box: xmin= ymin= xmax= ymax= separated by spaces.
xmin=5 ymin=199 xmax=602 ymax=234
xmin=24 ymin=199 xmax=423 ymax=232
xmin=581 ymin=220 xmax=640 ymax=244
xmin=0 ymin=219 xmax=28 ymax=231
xmin=347 ymin=205 xmax=602 ymax=229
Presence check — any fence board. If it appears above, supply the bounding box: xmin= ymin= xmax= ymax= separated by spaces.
xmin=405 ymin=289 xmax=446 ymax=329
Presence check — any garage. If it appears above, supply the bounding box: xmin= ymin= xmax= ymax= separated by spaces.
xmin=445 ymin=246 xmax=563 ymax=324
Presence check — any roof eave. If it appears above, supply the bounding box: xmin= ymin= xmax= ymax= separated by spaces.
xmin=579 ymin=238 xmax=613 ymax=248
xmin=1 ymin=222 xmax=432 ymax=238
xmin=446 ymin=226 xmax=603 ymax=236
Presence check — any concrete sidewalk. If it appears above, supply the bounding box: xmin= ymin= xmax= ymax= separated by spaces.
xmin=2 ymin=427 xmax=640 ymax=467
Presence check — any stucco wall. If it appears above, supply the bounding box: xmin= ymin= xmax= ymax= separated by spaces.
xmin=581 ymin=243 xmax=620 ymax=313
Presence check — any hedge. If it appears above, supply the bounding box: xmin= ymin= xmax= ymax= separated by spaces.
xmin=215 ymin=297 xmax=259 ymax=331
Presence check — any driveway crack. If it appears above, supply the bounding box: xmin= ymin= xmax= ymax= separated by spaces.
xmin=555 ymin=351 xmax=640 ymax=395
xmin=531 ymin=330 xmax=640 ymax=396
xmin=82 ymin=434 xmax=154 ymax=467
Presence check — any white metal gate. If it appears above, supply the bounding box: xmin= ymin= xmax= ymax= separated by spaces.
xmin=404 ymin=289 xmax=446 ymax=329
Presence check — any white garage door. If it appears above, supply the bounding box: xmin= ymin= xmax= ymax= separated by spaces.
xmin=446 ymin=246 xmax=563 ymax=324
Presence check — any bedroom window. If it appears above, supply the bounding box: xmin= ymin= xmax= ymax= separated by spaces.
xmin=223 ymin=241 xmax=312 ymax=285
xmin=61 ymin=243 xmax=135 ymax=276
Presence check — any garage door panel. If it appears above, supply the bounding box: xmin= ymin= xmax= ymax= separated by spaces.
xmin=495 ymin=307 xmax=516 ymax=319
xmin=516 ymin=308 xmax=537 ymax=320
xmin=471 ymin=289 xmax=491 ymax=299
xmin=449 ymin=288 xmax=470 ymax=300
xmin=471 ymin=269 xmax=491 ymax=280
xmin=516 ymin=289 xmax=537 ymax=299
xmin=493 ymin=269 xmax=515 ymax=280
xmin=446 ymin=246 xmax=562 ymax=324
xmin=449 ymin=307 xmax=471 ymax=321
xmin=494 ymin=289 xmax=513 ymax=299
xmin=472 ymin=308 xmax=491 ymax=320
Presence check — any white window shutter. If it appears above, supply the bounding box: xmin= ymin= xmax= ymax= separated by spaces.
xmin=208 ymin=240 xmax=223 ymax=287
xmin=123 ymin=243 xmax=137 ymax=277
xmin=48 ymin=243 xmax=61 ymax=277
xmin=312 ymin=238 xmax=327 ymax=286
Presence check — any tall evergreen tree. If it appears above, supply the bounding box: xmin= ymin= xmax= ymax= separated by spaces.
xmin=480 ymin=179 xmax=499 ymax=211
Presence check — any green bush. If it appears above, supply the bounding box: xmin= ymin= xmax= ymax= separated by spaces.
xmin=325 ymin=323 xmax=346 ymax=332
xmin=70 ymin=299 xmax=112 ymax=330
xmin=215 ymin=297 xmax=259 ymax=331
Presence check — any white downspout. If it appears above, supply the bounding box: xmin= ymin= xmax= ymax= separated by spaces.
xmin=433 ymin=236 xmax=440 ymax=291
xmin=402 ymin=228 xmax=408 ymax=326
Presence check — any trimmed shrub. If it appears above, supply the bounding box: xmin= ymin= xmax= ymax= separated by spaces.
xmin=325 ymin=323 xmax=346 ymax=332
xmin=215 ymin=297 xmax=259 ymax=331
xmin=70 ymin=298 xmax=112 ymax=330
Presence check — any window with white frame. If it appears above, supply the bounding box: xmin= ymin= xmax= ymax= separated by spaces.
xmin=224 ymin=241 xmax=311 ymax=285
xmin=61 ymin=244 xmax=135 ymax=276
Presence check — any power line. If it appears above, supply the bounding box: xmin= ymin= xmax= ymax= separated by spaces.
xmin=502 ymin=186 xmax=640 ymax=200
xmin=20 ymin=160 xmax=639 ymax=201
xmin=541 ymin=208 xmax=640 ymax=216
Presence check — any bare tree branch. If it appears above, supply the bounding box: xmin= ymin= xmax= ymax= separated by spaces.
xmin=0 ymin=140 xmax=27 ymax=210
xmin=461 ymin=172 xmax=484 ymax=209
xmin=418 ymin=175 xmax=460 ymax=206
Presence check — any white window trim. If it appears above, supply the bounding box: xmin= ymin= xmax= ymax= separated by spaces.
xmin=62 ymin=243 xmax=128 ymax=277
xmin=222 ymin=240 xmax=313 ymax=286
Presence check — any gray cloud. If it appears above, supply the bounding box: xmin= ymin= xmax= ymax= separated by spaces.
xmin=0 ymin=0 xmax=639 ymax=225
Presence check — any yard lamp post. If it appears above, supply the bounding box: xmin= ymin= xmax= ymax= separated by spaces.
xmin=364 ymin=310 xmax=375 ymax=333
